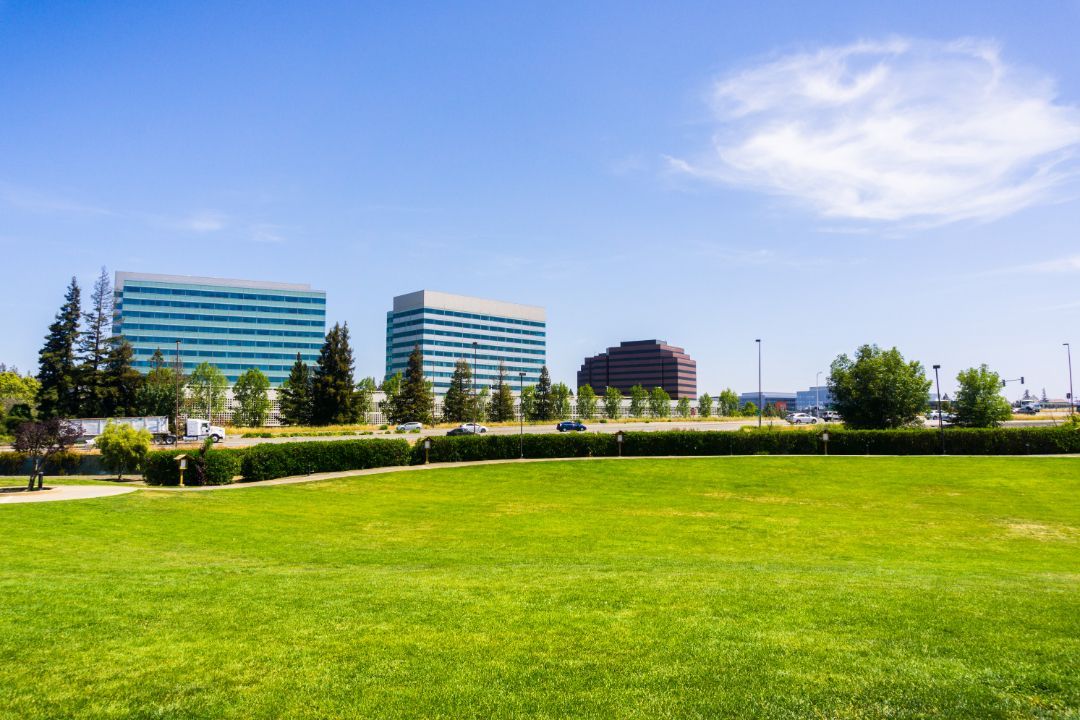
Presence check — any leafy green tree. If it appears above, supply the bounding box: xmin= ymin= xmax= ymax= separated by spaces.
xmin=95 ymin=421 xmax=151 ymax=479
xmin=233 ymin=368 xmax=271 ymax=427
xmin=100 ymin=339 xmax=143 ymax=417
xmin=388 ymin=345 xmax=433 ymax=424
xmin=576 ymin=384 xmax=597 ymax=420
xmin=14 ymin=417 xmax=82 ymax=490
xmin=279 ymin=353 xmax=313 ymax=426
xmin=3 ymin=404 xmax=34 ymax=437
xmin=520 ymin=385 xmax=537 ymax=421
xmin=467 ymin=387 xmax=489 ymax=423
xmin=603 ymin=386 xmax=622 ymax=419
xmin=954 ymin=364 xmax=1013 ymax=428
xmin=0 ymin=370 xmax=40 ymax=413
xmin=36 ymin=277 xmax=82 ymax=418
xmin=698 ymin=393 xmax=712 ymax=418
xmin=718 ymin=389 xmax=740 ymax=417
xmin=442 ymin=359 xmax=472 ymax=422
xmin=551 ymin=382 xmax=572 ymax=420
xmin=78 ymin=267 xmax=112 ymax=417
xmin=379 ymin=372 xmax=402 ymax=421
xmin=742 ymin=400 xmax=758 ymax=417
xmin=135 ymin=349 xmax=177 ymax=422
xmin=533 ymin=366 xmax=553 ymax=421
xmin=649 ymin=386 xmax=671 ymax=417
xmin=355 ymin=377 xmax=377 ymax=421
xmin=186 ymin=362 xmax=228 ymax=422
xmin=676 ymin=397 xmax=691 ymax=418
xmin=312 ymin=323 xmax=359 ymax=425
xmin=628 ymin=384 xmax=648 ymax=418
xmin=488 ymin=362 xmax=515 ymax=422
xmin=829 ymin=344 xmax=931 ymax=429
xmin=763 ymin=402 xmax=784 ymax=418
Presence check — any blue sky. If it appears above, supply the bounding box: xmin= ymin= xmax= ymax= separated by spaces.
xmin=2 ymin=1 xmax=1079 ymax=399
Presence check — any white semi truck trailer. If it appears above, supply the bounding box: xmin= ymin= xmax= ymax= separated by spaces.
xmin=71 ymin=417 xmax=227 ymax=445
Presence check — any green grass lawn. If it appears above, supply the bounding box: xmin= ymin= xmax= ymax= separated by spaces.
xmin=1 ymin=458 xmax=1077 ymax=718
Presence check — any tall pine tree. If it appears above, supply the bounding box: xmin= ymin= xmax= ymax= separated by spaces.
xmin=279 ymin=353 xmax=313 ymax=426
xmin=136 ymin=348 xmax=177 ymax=420
xmin=311 ymin=323 xmax=359 ymax=425
xmin=388 ymin=345 xmax=432 ymax=424
xmin=78 ymin=267 xmax=113 ymax=416
xmin=442 ymin=359 xmax=472 ymax=422
xmin=36 ymin=277 xmax=82 ymax=418
xmin=100 ymin=339 xmax=143 ymax=417
xmin=533 ymin=366 xmax=554 ymax=421
xmin=488 ymin=362 xmax=515 ymax=422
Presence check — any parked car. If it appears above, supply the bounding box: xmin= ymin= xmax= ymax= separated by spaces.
xmin=1015 ymin=405 xmax=1040 ymax=415
xmin=822 ymin=411 xmax=842 ymax=422
xmin=557 ymin=421 xmax=587 ymax=432
xmin=446 ymin=427 xmax=474 ymax=436
xmin=786 ymin=413 xmax=819 ymax=425
xmin=926 ymin=410 xmax=957 ymax=424
xmin=459 ymin=423 xmax=488 ymax=434
xmin=396 ymin=422 xmax=423 ymax=432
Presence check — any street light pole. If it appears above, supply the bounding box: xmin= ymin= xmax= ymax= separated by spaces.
xmin=815 ymin=371 xmax=822 ymax=414
xmin=518 ymin=371 xmax=525 ymax=458
xmin=472 ymin=341 xmax=479 ymax=430
xmin=933 ymin=364 xmax=945 ymax=455
xmin=756 ymin=339 xmax=762 ymax=428
xmin=174 ymin=339 xmax=182 ymax=436
xmin=1065 ymin=343 xmax=1074 ymax=417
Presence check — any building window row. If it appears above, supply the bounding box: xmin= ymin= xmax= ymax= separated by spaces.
xmin=389 ymin=349 xmax=544 ymax=364
xmin=124 ymin=335 xmax=323 ymax=351
xmin=133 ymin=359 xmax=296 ymax=374
xmin=133 ymin=347 xmax=319 ymax=362
xmin=390 ymin=315 xmax=546 ymax=337
xmin=118 ymin=322 xmax=325 ymax=339
xmin=119 ymin=311 xmax=325 ymax=327
xmin=393 ymin=306 xmax=545 ymax=329
xmin=121 ymin=297 xmax=326 ymax=317
xmin=390 ymin=341 xmax=546 ymax=358
xmin=391 ymin=327 xmax=545 ymax=347
xmin=122 ymin=285 xmax=325 ymax=305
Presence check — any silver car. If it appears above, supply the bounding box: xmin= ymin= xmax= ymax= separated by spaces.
xmin=396 ymin=422 xmax=423 ymax=432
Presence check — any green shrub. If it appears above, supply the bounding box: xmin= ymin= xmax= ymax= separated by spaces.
xmin=0 ymin=451 xmax=27 ymax=475
xmin=415 ymin=433 xmax=617 ymax=464
xmin=45 ymin=450 xmax=83 ymax=475
xmin=240 ymin=439 xmax=411 ymax=482
xmin=144 ymin=448 xmax=246 ymax=486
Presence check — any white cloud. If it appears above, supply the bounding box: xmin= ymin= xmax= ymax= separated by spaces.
xmin=181 ymin=211 xmax=227 ymax=233
xmin=672 ymin=38 xmax=1080 ymax=224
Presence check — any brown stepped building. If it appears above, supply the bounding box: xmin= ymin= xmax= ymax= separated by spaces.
xmin=577 ymin=339 xmax=697 ymax=400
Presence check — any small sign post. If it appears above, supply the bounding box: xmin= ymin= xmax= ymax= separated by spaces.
xmin=175 ymin=454 xmax=188 ymax=487
xmin=821 ymin=430 xmax=829 ymax=456
xmin=422 ymin=438 xmax=432 ymax=464
xmin=615 ymin=430 xmax=625 ymax=457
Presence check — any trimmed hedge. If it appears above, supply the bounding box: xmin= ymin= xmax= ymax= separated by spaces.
xmin=144 ymin=449 xmax=245 ymax=486
xmin=0 ymin=451 xmax=27 ymax=475
xmin=415 ymin=433 xmax=617 ymax=464
xmin=240 ymin=439 xmax=411 ymax=482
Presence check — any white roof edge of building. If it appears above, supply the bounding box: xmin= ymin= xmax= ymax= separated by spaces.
xmin=392 ymin=289 xmax=546 ymax=322
xmin=115 ymin=271 xmax=321 ymax=293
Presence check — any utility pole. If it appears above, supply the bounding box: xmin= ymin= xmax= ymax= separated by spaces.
xmin=472 ymin=341 xmax=479 ymax=431
xmin=933 ymin=364 xmax=945 ymax=455
xmin=1065 ymin=343 xmax=1075 ymax=417
xmin=519 ymin=371 xmax=525 ymax=458
xmin=756 ymin=339 xmax=762 ymax=428
xmin=174 ymin=339 xmax=182 ymax=436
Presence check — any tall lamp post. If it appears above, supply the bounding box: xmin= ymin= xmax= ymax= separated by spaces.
xmin=518 ymin=371 xmax=526 ymax=458
xmin=815 ymin=371 xmax=822 ymax=415
xmin=174 ymin=339 xmax=182 ymax=436
xmin=932 ymin=364 xmax=945 ymax=455
xmin=472 ymin=341 xmax=479 ymax=430
xmin=756 ymin=339 xmax=762 ymax=428
xmin=1065 ymin=343 xmax=1075 ymax=417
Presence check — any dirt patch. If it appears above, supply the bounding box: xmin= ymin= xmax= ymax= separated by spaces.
xmin=1004 ymin=521 xmax=1078 ymax=542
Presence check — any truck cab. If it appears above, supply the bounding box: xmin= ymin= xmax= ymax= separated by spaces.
xmin=185 ymin=419 xmax=226 ymax=443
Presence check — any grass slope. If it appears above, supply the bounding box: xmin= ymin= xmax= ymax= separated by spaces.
xmin=1 ymin=458 xmax=1077 ymax=718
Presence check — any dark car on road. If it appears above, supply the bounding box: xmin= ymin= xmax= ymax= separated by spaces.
xmin=446 ymin=427 xmax=475 ymax=436
xmin=556 ymin=421 xmax=587 ymax=432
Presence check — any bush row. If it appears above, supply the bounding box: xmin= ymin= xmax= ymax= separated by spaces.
xmin=143 ymin=449 xmax=245 ymax=486
xmin=0 ymin=450 xmax=84 ymax=476
xmin=240 ymin=439 xmax=411 ymax=482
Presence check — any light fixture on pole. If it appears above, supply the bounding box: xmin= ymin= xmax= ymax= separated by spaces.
xmin=816 ymin=371 xmax=822 ymax=415
xmin=472 ymin=341 xmax=479 ymax=431
xmin=932 ymin=364 xmax=945 ymax=455
xmin=756 ymin=339 xmax=762 ymax=428
xmin=518 ymin=371 xmax=526 ymax=458
xmin=1065 ymin=343 xmax=1074 ymax=416
xmin=174 ymin=339 xmax=182 ymax=439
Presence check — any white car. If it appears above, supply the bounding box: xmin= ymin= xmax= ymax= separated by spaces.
xmin=396 ymin=422 xmax=423 ymax=432
xmin=787 ymin=413 xmax=819 ymax=425
xmin=459 ymin=423 xmax=488 ymax=434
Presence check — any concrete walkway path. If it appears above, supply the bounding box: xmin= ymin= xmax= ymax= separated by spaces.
xmin=0 ymin=484 xmax=137 ymax=504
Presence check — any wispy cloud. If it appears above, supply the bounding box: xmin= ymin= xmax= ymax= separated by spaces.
xmin=670 ymin=38 xmax=1080 ymax=225
xmin=250 ymin=223 xmax=287 ymax=244
xmin=983 ymin=253 xmax=1080 ymax=277
xmin=180 ymin=211 xmax=228 ymax=233
xmin=0 ymin=182 xmax=113 ymax=216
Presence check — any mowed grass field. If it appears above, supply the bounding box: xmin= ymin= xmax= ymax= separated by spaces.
xmin=1 ymin=458 xmax=1078 ymax=719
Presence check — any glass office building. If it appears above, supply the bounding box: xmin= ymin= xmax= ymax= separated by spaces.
xmin=113 ymin=272 xmax=326 ymax=385
xmin=796 ymin=385 xmax=834 ymax=411
xmin=385 ymin=290 xmax=546 ymax=393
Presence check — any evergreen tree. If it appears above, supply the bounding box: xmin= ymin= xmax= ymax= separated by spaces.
xmin=100 ymin=339 xmax=143 ymax=417
xmin=698 ymin=393 xmax=712 ymax=418
xmin=576 ymin=384 xmax=597 ymax=420
xmin=233 ymin=367 xmax=272 ymax=427
xmin=388 ymin=345 xmax=433 ymax=424
xmin=488 ymin=362 xmax=515 ymax=422
xmin=533 ymin=366 xmax=553 ymax=421
xmin=36 ymin=277 xmax=82 ymax=418
xmin=551 ymin=382 xmax=572 ymax=420
xmin=442 ymin=359 xmax=472 ymax=422
xmin=628 ymin=384 xmax=648 ymax=417
xmin=279 ymin=353 xmax=313 ymax=426
xmin=311 ymin=323 xmax=359 ymax=425
xmin=603 ymin=386 xmax=622 ymax=419
xmin=136 ymin=349 xmax=177 ymax=421
xmin=78 ymin=267 xmax=113 ymax=416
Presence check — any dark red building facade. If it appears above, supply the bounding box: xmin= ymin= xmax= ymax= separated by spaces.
xmin=577 ymin=339 xmax=697 ymax=399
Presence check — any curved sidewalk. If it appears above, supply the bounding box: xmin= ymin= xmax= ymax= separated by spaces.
xmin=0 ymin=484 xmax=137 ymax=504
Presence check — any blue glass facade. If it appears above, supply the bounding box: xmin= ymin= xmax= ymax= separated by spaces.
xmin=114 ymin=272 xmax=326 ymax=385
xmin=385 ymin=290 xmax=546 ymax=393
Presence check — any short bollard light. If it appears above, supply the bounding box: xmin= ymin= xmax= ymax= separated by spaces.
xmin=615 ymin=431 xmax=625 ymax=457
xmin=175 ymin=454 xmax=188 ymax=487
xmin=422 ymin=438 xmax=433 ymax=464
xmin=821 ymin=430 xmax=829 ymax=456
